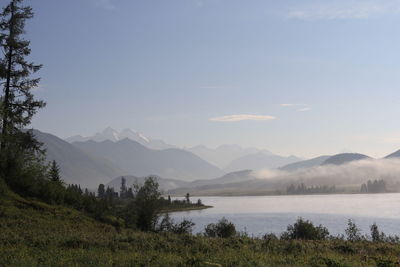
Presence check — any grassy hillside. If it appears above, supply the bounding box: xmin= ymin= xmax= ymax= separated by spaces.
xmin=1 ymin=183 xmax=400 ymax=266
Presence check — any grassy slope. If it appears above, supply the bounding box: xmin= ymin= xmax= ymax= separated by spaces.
xmin=1 ymin=184 xmax=399 ymax=266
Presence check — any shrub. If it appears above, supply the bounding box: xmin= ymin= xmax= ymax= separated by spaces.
xmin=345 ymin=219 xmax=363 ymax=241
xmin=281 ymin=218 xmax=329 ymax=240
xmin=204 ymin=217 xmax=236 ymax=238
xmin=156 ymin=214 xmax=195 ymax=234
xmin=370 ymin=223 xmax=386 ymax=242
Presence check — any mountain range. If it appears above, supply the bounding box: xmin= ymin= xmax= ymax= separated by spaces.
xmin=66 ymin=128 xmax=303 ymax=172
xmin=35 ymin=129 xmax=223 ymax=188
xmin=72 ymin=139 xmax=224 ymax=182
xmin=66 ymin=127 xmax=174 ymax=150
xmin=34 ymin=127 xmax=400 ymax=196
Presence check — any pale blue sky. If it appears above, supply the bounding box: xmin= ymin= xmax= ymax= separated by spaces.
xmin=24 ymin=0 xmax=400 ymax=158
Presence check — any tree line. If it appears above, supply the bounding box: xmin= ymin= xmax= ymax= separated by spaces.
xmin=360 ymin=179 xmax=387 ymax=193
xmin=286 ymin=183 xmax=338 ymax=195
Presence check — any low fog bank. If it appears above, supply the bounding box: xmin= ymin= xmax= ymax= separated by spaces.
xmin=253 ymin=158 xmax=400 ymax=188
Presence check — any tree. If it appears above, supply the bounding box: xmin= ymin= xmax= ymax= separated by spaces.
xmin=120 ymin=176 xmax=127 ymax=199
xmin=281 ymin=218 xmax=329 ymax=240
xmin=345 ymin=219 xmax=363 ymax=241
xmin=185 ymin=192 xmax=190 ymax=204
xmin=360 ymin=183 xmax=367 ymax=193
xmin=204 ymin=217 xmax=236 ymax=238
xmin=370 ymin=223 xmax=385 ymax=242
xmin=129 ymin=177 xmax=161 ymax=231
xmin=48 ymin=160 xmax=61 ymax=183
xmin=97 ymin=184 xmax=105 ymax=199
xmin=0 ymin=0 xmax=45 ymax=177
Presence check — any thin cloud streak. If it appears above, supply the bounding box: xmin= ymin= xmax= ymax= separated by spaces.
xmin=287 ymin=0 xmax=400 ymax=20
xmin=280 ymin=104 xmax=308 ymax=107
xmin=210 ymin=114 xmax=276 ymax=122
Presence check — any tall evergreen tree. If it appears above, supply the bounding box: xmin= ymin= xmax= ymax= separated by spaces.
xmin=0 ymin=0 xmax=45 ymax=176
xmin=49 ymin=160 xmax=61 ymax=183
xmin=97 ymin=184 xmax=105 ymax=199
xmin=120 ymin=176 xmax=127 ymax=199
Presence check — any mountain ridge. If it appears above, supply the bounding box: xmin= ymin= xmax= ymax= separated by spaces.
xmin=73 ymin=138 xmax=224 ymax=182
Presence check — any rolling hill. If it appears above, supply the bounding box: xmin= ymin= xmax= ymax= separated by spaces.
xmin=280 ymin=156 xmax=331 ymax=172
xmin=322 ymin=153 xmax=371 ymax=166
xmin=224 ymin=152 xmax=301 ymax=172
xmin=385 ymin=149 xmax=400 ymax=159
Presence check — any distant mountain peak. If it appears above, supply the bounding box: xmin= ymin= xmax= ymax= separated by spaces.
xmin=66 ymin=127 xmax=173 ymax=150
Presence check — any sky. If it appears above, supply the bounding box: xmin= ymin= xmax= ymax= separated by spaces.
xmin=20 ymin=0 xmax=400 ymax=158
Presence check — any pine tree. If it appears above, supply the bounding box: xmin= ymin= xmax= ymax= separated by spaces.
xmin=120 ymin=176 xmax=127 ymax=199
xmin=0 ymin=0 xmax=45 ymax=175
xmin=49 ymin=160 xmax=62 ymax=183
xmin=97 ymin=184 xmax=105 ymax=198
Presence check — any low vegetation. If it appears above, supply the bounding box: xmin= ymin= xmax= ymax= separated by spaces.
xmin=2 ymin=183 xmax=400 ymax=266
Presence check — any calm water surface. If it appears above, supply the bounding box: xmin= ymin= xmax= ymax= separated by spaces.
xmin=171 ymin=194 xmax=400 ymax=237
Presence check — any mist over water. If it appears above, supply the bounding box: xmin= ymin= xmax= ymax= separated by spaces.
xmin=253 ymin=158 xmax=400 ymax=188
xmin=171 ymin=194 xmax=400 ymax=237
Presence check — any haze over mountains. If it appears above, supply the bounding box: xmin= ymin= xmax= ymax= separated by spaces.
xmin=67 ymin=128 xmax=301 ymax=172
xmin=279 ymin=156 xmax=331 ymax=172
xmin=33 ymin=130 xmax=124 ymax=188
xmin=224 ymin=152 xmax=301 ymax=173
xmin=186 ymin=145 xmax=272 ymax=169
xmin=33 ymin=127 xmax=400 ymax=195
xmin=66 ymin=127 xmax=174 ymax=150
xmin=73 ymin=139 xmax=223 ymax=182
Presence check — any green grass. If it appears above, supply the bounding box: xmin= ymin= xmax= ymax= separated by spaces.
xmin=1 ymin=184 xmax=400 ymax=266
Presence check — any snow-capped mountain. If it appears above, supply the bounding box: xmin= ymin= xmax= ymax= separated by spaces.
xmin=66 ymin=127 xmax=174 ymax=150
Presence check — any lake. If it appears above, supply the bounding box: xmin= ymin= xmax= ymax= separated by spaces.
xmin=171 ymin=193 xmax=400 ymax=237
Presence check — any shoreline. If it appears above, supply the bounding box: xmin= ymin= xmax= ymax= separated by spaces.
xmin=160 ymin=205 xmax=213 ymax=213
xmin=169 ymin=191 xmax=399 ymax=198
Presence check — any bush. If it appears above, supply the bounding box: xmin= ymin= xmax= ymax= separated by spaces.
xmin=370 ymin=223 xmax=386 ymax=242
xmin=281 ymin=218 xmax=330 ymax=240
xmin=345 ymin=219 xmax=363 ymax=241
xmin=204 ymin=217 xmax=236 ymax=238
xmin=156 ymin=214 xmax=195 ymax=234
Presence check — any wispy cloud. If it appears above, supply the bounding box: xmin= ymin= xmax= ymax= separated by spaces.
xmin=210 ymin=114 xmax=276 ymax=122
xmin=298 ymin=107 xmax=311 ymax=112
xmin=280 ymin=103 xmax=308 ymax=107
xmin=287 ymin=0 xmax=400 ymax=20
